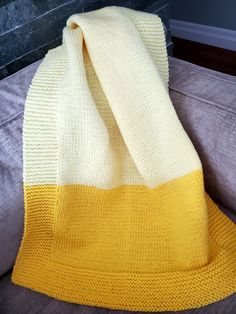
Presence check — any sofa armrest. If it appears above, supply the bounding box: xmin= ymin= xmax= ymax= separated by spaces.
xmin=169 ymin=56 xmax=236 ymax=212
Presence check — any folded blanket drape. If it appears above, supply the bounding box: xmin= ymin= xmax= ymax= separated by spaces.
xmin=12 ymin=6 xmax=236 ymax=312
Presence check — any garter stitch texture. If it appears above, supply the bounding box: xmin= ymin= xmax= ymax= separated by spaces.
xmin=12 ymin=6 xmax=236 ymax=312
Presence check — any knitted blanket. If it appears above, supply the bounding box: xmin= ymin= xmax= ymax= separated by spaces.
xmin=12 ymin=6 xmax=236 ymax=312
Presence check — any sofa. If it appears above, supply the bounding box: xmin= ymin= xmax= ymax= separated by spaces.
xmin=0 ymin=56 xmax=235 ymax=313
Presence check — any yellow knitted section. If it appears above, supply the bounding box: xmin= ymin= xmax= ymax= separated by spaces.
xmin=50 ymin=170 xmax=208 ymax=273
xmin=12 ymin=171 xmax=236 ymax=311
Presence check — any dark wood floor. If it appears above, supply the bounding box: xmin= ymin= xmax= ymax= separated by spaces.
xmin=172 ymin=37 xmax=236 ymax=76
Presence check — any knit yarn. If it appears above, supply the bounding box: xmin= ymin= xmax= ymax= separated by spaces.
xmin=12 ymin=6 xmax=236 ymax=312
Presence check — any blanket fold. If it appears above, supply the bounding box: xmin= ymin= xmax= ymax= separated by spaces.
xmin=12 ymin=5 xmax=236 ymax=312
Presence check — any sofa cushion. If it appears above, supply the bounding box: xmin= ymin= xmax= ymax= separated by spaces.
xmin=0 ymin=57 xmax=236 ymax=278
xmin=169 ymin=56 xmax=236 ymax=212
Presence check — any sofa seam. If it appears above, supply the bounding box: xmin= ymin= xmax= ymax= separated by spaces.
xmin=0 ymin=111 xmax=24 ymax=128
xmin=169 ymin=88 xmax=236 ymax=116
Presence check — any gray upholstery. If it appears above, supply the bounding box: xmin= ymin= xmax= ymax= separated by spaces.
xmin=169 ymin=57 xmax=236 ymax=212
xmin=0 ymin=57 xmax=236 ymax=313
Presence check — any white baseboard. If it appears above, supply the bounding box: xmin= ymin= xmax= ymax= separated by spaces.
xmin=170 ymin=19 xmax=236 ymax=52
